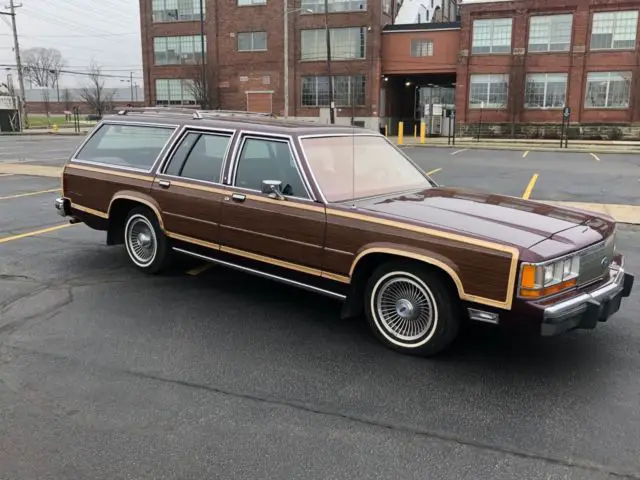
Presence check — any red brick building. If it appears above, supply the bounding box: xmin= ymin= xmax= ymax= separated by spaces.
xmin=381 ymin=0 xmax=640 ymax=138
xmin=139 ymin=0 xmax=403 ymax=130
xmin=140 ymin=0 xmax=640 ymax=137
xmin=457 ymin=0 xmax=640 ymax=137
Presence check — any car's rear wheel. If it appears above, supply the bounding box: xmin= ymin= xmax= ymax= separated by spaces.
xmin=364 ymin=260 xmax=460 ymax=357
xmin=123 ymin=206 xmax=171 ymax=274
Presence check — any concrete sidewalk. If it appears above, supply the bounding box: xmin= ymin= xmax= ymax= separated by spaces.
xmin=0 ymin=127 xmax=91 ymax=136
xmin=392 ymin=136 xmax=640 ymax=154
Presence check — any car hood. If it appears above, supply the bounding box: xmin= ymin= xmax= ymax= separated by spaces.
xmin=356 ymin=187 xmax=613 ymax=251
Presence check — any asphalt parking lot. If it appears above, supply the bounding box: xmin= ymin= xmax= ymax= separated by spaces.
xmin=1 ymin=136 xmax=640 ymax=479
xmin=404 ymin=146 xmax=640 ymax=206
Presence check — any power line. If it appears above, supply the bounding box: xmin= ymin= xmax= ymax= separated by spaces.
xmin=0 ymin=64 xmax=143 ymax=80
xmin=0 ymin=32 xmax=139 ymax=38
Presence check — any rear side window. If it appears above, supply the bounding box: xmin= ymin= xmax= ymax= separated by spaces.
xmin=74 ymin=123 xmax=175 ymax=170
xmin=163 ymin=132 xmax=231 ymax=183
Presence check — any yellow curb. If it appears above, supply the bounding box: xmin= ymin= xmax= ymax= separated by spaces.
xmin=0 ymin=164 xmax=63 ymax=178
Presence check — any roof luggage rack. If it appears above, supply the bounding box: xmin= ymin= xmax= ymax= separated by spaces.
xmin=116 ymin=107 xmax=278 ymax=121
xmin=116 ymin=106 xmax=197 ymax=116
xmin=193 ymin=110 xmax=278 ymax=120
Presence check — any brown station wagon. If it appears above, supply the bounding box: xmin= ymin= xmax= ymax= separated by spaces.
xmin=55 ymin=108 xmax=635 ymax=356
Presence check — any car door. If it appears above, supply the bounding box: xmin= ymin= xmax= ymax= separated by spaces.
xmin=150 ymin=128 xmax=234 ymax=248
xmin=218 ymin=133 xmax=326 ymax=275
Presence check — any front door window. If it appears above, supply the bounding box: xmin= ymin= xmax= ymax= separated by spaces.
xmin=233 ymin=137 xmax=309 ymax=199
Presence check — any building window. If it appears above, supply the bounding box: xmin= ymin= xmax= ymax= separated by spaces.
xmin=153 ymin=36 xmax=205 ymax=65
xmin=585 ymin=71 xmax=632 ymax=108
xmin=469 ymin=74 xmax=509 ymax=109
xmin=155 ymin=79 xmax=197 ymax=105
xmin=152 ymin=0 xmax=203 ymax=22
xmin=301 ymin=0 xmax=367 ymax=14
xmin=471 ymin=18 xmax=512 ymax=54
xmin=528 ymin=14 xmax=573 ymax=52
xmin=237 ymin=31 xmax=267 ymax=51
xmin=301 ymin=27 xmax=366 ymax=61
xmin=410 ymin=39 xmax=433 ymax=56
xmin=301 ymin=75 xmax=366 ymax=107
xmin=591 ymin=11 xmax=638 ymax=50
xmin=383 ymin=0 xmax=391 ymax=14
xmin=238 ymin=0 xmax=266 ymax=5
xmin=524 ymin=73 xmax=567 ymax=109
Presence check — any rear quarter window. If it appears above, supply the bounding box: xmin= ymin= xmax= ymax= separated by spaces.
xmin=74 ymin=123 xmax=175 ymax=170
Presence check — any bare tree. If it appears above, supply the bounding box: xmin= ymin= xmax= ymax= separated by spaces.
xmin=1 ymin=79 xmax=20 ymax=131
xmin=80 ymin=62 xmax=115 ymax=117
xmin=185 ymin=60 xmax=218 ymax=110
xmin=62 ymin=88 xmax=73 ymax=111
xmin=23 ymin=47 xmax=65 ymax=88
xmin=41 ymin=88 xmax=51 ymax=126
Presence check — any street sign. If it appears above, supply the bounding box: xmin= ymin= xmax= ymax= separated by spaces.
xmin=563 ymin=107 xmax=571 ymax=118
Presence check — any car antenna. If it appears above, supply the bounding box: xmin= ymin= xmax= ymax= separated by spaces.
xmin=350 ymin=83 xmax=356 ymax=209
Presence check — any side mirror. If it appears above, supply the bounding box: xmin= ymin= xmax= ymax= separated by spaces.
xmin=261 ymin=180 xmax=285 ymax=200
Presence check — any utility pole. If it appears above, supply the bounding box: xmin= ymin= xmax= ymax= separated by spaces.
xmin=283 ymin=0 xmax=289 ymax=118
xmin=2 ymin=0 xmax=27 ymax=130
xmin=199 ymin=0 xmax=207 ymax=109
xmin=324 ymin=0 xmax=335 ymax=124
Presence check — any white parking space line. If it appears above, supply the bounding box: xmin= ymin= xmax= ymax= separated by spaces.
xmin=590 ymin=153 xmax=601 ymax=162
xmin=426 ymin=168 xmax=442 ymax=176
xmin=523 ymin=151 xmax=530 ymax=158
xmin=450 ymin=149 xmax=468 ymax=156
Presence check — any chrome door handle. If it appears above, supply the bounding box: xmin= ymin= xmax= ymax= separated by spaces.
xmin=158 ymin=179 xmax=171 ymax=188
xmin=231 ymin=193 xmax=246 ymax=202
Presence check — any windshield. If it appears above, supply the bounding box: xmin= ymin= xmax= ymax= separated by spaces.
xmin=301 ymin=135 xmax=432 ymax=203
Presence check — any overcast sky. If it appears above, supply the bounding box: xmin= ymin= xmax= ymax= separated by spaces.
xmin=0 ymin=0 xmax=142 ymax=88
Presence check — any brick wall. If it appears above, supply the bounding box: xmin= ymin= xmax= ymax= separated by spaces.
xmin=381 ymin=28 xmax=460 ymax=75
xmin=456 ymin=0 xmax=640 ymax=131
xmin=140 ymin=0 xmax=386 ymax=119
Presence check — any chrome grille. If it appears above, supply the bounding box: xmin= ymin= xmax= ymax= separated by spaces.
xmin=577 ymin=234 xmax=615 ymax=286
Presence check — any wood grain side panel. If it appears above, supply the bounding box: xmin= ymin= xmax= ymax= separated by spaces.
xmin=219 ymin=197 xmax=326 ymax=270
xmin=324 ymin=213 xmax=514 ymax=304
xmin=63 ymin=165 xmax=153 ymax=215
xmin=151 ymin=183 xmax=222 ymax=246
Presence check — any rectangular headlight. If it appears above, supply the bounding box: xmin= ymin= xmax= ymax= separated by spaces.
xmin=519 ymin=255 xmax=580 ymax=299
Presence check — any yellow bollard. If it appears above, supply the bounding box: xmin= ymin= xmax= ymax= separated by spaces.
xmin=420 ymin=121 xmax=426 ymax=144
xmin=384 ymin=124 xmax=388 ymax=137
xmin=398 ymin=121 xmax=404 ymax=145
xmin=414 ymin=124 xmax=417 ymax=138
xmin=52 ymin=124 xmax=59 ymax=133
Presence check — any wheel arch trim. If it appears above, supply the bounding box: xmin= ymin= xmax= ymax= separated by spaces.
xmin=349 ymin=245 xmax=512 ymax=310
xmin=108 ymin=192 xmax=166 ymax=231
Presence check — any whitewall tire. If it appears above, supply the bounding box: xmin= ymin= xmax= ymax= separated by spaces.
xmin=364 ymin=260 xmax=460 ymax=357
xmin=123 ymin=206 xmax=171 ymax=274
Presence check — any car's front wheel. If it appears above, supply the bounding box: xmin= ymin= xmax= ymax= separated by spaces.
xmin=123 ymin=206 xmax=171 ymax=274
xmin=364 ymin=260 xmax=460 ymax=357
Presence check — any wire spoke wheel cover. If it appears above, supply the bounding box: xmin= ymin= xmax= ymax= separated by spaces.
xmin=125 ymin=214 xmax=158 ymax=267
xmin=372 ymin=272 xmax=439 ymax=347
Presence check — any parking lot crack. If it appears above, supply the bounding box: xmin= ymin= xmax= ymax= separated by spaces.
xmin=1 ymin=343 xmax=639 ymax=480
xmin=0 ymin=287 xmax=73 ymax=336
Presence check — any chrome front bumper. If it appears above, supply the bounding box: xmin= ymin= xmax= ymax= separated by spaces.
xmin=541 ymin=261 xmax=634 ymax=336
